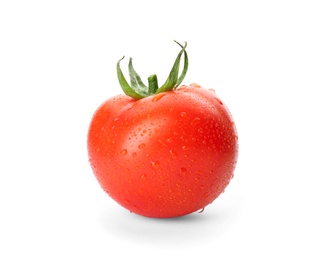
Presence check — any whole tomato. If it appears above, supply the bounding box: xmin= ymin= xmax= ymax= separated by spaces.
xmin=87 ymin=41 xmax=238 ymax=218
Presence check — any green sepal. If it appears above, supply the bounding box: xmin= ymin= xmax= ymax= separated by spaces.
xmin=117 ymin=56 xmax=145 ymax=99
xmin=128 ymin=58 xmax=149 ymax=97
xmin=156 ymin=41 xmax=188 ymax=94
xmin=174 ymin=41 xmax=188 ymax=87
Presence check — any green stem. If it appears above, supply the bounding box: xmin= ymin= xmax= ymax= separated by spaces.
xmin=148 ymin=74 xmax=158 ymax=95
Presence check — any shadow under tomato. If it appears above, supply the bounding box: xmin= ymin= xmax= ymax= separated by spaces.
xmin=98 ymin=202 xmax=238 ymax=247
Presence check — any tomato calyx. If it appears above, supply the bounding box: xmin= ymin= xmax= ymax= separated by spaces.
xmin=117 ymin=41 xmax=188 ymax=100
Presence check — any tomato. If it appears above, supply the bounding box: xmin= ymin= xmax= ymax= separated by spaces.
xmin=87 ymin=41 xmax=238 ymax=218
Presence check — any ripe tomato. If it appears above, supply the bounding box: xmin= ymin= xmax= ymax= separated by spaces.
xmin=87 ymin=42 xmax=238 ymax=218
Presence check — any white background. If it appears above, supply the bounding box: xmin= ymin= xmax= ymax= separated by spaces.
xmin=1 ymin=0 xmax=333 ymax=259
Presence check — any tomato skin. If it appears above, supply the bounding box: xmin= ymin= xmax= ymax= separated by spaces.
xmin=87 ymin=84 xmax=238 ymax=218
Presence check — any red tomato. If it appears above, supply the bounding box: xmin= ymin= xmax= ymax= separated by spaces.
xmin=87 ymin=42 xmax=238 ymax=218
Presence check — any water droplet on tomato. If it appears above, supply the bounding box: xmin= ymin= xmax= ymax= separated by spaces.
xmin=151 ymin=161 xmax=159 ymax=169
xmin=235 ymin=135 xmax=239 ymax=141
xmin=180 ymin=112 xmax=187 ymax=118
xmin=198 ymin=128 xmax=204 ymax=133
xmin=121 ymin=149 xmax=128 ymax=155
xmin=180 ymin=168 xmax=187 ymax=177
xmin=208 ymin=88 xmax=216 ymax=93
xmin=169 ymin=149 xmax=177 ymax=157
xmin=141 ymin=174 xmax=147 ymax=180
xmin=152 ymin=93 xmax=167 ymax=102
xmin=138 ymin=143 xmax=146 ymax=149
xmin=214 ymin=97 xmax=223 ymax=105
xmin=191 ymin=117 xmax=201 ymax=126
xmin=190 ymin=83 xmax=201 ymax=88
xmin=132 ymin=152 xmax=137 ymax=157
xmin=197 ymin=208 xmax=205 ymax=213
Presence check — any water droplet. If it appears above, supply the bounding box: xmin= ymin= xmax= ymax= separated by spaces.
xmin=132 ymin=152 xmax=137 ymax=157
xmin=214 ymin=97 xmax=223 ymax=105
xmin=235 ymin=135 xmax=239 ymax=141
xmin=151 ymin=161 xmax=159 ymax=169
xmin=198 ymin=128 xmax=204 ymax=133
xmin=152 ymin=93 xmax=167 ymax=102
xmin=208 ymin=88 xmax=216 ymax=93
xmin=197 ymin=208 xmax=205 ymax=213
xmin=138 ymin=143 xmax=146 ymax=149
xmin=180 ymin=168 xmax=187 ymax=177
xmin=121 ymin=149 xmax=128 ymax=155
xmin=190 ymin=83 xmax=201 ymax=88
xmin=141 ymin=174 xmax=147 ymax=180
xmin=191 ymin=117 xmax=201 ymax=126
xmin=114 ymin=118 xmax=119 ymax=122
xmin=169 ymin=149 xmax=177 ymax=157
xmin=180 ymin=112 xmax=187 ymax=118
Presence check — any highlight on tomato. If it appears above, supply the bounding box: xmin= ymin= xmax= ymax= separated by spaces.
xmin=87 ymin=41 xmax=238 ymax=218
